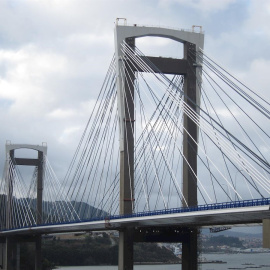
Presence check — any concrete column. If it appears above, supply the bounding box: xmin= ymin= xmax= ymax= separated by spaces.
xmin=37 ymin=151 xmax=43 ymax=225
xmin=118 ymin=228 xmax=134 ymax=270
xmin=263 ymin=219 xmax=270 ymax=248
xmin=5 ymin=238 xmax=17 ymax=270
xmin=35 ymin=151 xmax=43 ymax=270
xmin=6 ymin=151 xmax=15 ymax=230
xmin=182 ymin=229 xmax=198 ymax=270
xmin=35 ymin=236 xmax=42 ymax=270
xmin=118 ymin=37 xmax=135 ymax=270
xmin=119 ymin=37 xmax=135 ymax=216
xmin=16 ymin=244 xmax=20 ymax=270
xmin=182 ymin=42 xmax=198 ymax=207
xmin=0 ymin=242 xmax=6 ymax=270
xmin=182 ymin=42 xmax=199 ymax=270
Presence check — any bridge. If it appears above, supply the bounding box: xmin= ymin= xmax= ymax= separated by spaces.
xmin=0 ymin=19 xmax=269 ymax=270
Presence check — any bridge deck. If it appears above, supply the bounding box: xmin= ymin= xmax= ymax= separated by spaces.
xmin=1 ymin=198 xmax=269 ymax=236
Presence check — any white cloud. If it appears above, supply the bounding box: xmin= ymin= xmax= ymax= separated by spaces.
xmin=244 ymin=0 xmax=270 ymax=38
xmin=237 ymin=58 xmax=270 ymax=102
xmin=158 ymin=0 xmax=237 ymax=12
xmin=58 ymin=126 xmax=83 ymax=144
xmin=47 ymin=108 xmax=77 ymax=119
xmin=0 ymin=45 xmax=69 ymax=118
xmin=215 ymin=108 xmax=240 ymax=118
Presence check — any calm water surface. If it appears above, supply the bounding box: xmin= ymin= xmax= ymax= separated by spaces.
xmin=56 ymin=253 xmax=270 ymax=270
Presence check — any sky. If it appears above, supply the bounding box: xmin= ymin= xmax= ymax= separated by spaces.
xmin=0 ymin=0 xmax=269 ymax=233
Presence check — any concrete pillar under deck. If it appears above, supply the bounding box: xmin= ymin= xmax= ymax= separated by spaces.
xmin=263 ymin=219 xmax=270 ymax=248
xmin=118 ymin=228 xmax=134 ymax=270
xmin=0 ymin=242 xmax=6 ymax=270
xmin=16 ymin=244 xmax=20 ymax=270
xmin=182 ymin=229 xmax=198 ymax=270
xmin=5 ymin=238 xmax=18 ymax=270
xmin=35 ymin=236 xmax=42 ymax=270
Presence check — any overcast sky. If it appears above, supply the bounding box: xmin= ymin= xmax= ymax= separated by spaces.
xmin=0 ymin=0 xmax=269 ymax=232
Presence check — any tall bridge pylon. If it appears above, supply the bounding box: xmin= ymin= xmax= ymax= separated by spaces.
xmin=2 ymin=142 xmax=47 ymax=270
xmin=114 ymin=20 xmax=204 ymax=270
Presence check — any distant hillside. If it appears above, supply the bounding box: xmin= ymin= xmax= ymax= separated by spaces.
xmin=24 ymin=198 xmax=109 ymax=220
xmin=205 ymin=235 xmax=244 ymax=248
xmin=202 ymin=228 xmax=262 ymax=239
xmin=0 ymin=195 xmax=108 ymax=226
xmin=70 ymin=200 xmax=109 ymax=220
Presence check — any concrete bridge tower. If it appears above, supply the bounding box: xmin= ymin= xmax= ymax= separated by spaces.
xmin=2 ymin=142 xmax=47 ymax=270
xmin=115 ymin=20 xmax=204 ymax=270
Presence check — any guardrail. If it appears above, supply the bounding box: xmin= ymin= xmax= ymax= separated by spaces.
xmin=109 ymin=197 xmax=270 ymax=220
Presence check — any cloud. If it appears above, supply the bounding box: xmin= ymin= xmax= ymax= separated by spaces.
xmin=238 ymin=58 xmax=270 ymax=101
xmin=158 ymin=0 xmax=237 ymax=12
xmin=58 ymin=126 xmax=83 ymax=144
xmin=244 ymin=0 xmax=270 ymax=38
xmin=0 ymin=45 xmax=69 ymax=118
xmin=47 ymin=108 xmax=77 ymax=119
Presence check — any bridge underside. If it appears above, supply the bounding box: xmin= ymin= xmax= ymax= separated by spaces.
xmin=1 ymin=205 xmax=269 ymax=236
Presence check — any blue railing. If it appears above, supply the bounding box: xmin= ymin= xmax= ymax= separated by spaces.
xmin=3 ymin=197 xmax=270 ymax=232
xmin=109 ymin=197 xmax=270 ymax=221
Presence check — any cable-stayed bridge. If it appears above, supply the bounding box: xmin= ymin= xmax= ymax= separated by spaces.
xmin=0 ymin=21 xmax=270 ymax=270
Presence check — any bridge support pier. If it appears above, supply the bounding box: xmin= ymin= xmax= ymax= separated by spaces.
xmin=0 ymin=236 xmax=42 ymax=270
xmin=35 ymin=236 xmax=42 ymax=270
xmin=182 ymin=228 xmax=198 ymax=270
xmin=0 ymin=241 xmax=6 ymax=270
xmin=263 ymin=219 xmax=270 ymax=248
xmin=5 ymin=237 xmax=20 ymax=270
xmin=118 ymin=228 xmax=134 ymax=270
xmin=134 ymin=226 xmax=198 ymax=269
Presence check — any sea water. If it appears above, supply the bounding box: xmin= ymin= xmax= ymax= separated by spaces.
xmin=56 ymin=252 xmax=270 ymax=270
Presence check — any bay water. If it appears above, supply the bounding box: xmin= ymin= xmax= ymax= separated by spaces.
xmin=56 ymin=253 xmax=270 ymax=270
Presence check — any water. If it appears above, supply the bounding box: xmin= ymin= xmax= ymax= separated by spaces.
xmin=56 ymin=253 xmax=270 ymax=270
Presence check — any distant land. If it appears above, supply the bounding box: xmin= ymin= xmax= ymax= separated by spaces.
xmin=202 ymin=227 xmax=262 ymax=239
